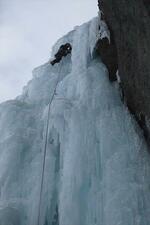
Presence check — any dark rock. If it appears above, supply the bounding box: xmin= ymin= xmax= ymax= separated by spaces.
xmin=98 ymin=0 xmax=150 ymax=146
xmin=95 ymin=35 xmax=118 ymax=81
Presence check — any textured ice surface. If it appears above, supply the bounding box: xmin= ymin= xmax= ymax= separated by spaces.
xmin=0 ymin=17 xmax=150 ymax=225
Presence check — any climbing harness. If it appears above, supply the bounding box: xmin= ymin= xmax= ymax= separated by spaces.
xmin=37 ymin=64 xmax=62 ymax=225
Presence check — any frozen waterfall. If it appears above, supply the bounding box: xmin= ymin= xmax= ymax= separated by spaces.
xmin=0 ymin=17 xmax=150 ymax=225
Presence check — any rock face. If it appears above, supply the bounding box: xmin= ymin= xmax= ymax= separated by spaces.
xmin=95 ymin=36 xmax=118 ymax=82
xmin=98 ymin=0 xmax=150 ymax=145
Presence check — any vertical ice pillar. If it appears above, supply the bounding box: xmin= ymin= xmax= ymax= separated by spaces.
xmin=71 ymin=23 xmax=91 ymax=73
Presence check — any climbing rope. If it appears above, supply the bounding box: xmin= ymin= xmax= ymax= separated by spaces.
xmin=37 ymin=63 xmax=62 ymax=225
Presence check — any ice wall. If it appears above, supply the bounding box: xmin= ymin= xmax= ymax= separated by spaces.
xmin=0 ymin=17 xmax=150 ymax=225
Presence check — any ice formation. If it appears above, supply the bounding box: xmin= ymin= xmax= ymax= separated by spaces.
xmin=0 ymin=16 xmax=150 ymax=225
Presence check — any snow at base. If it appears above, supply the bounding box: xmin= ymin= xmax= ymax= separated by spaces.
xmin=0 ymin=16 xmax=150 ymax=225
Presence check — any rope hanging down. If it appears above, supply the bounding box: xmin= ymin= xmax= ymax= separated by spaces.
xmin=37 ymin=64 xmax=62 ymax=225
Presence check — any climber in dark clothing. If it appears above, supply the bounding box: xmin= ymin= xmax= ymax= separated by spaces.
xmin=50 ymin=43 xmax=72 ymax=66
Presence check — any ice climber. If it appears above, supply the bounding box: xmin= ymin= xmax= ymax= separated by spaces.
xmin=50 ymin=43 xmax=72 ymax=66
